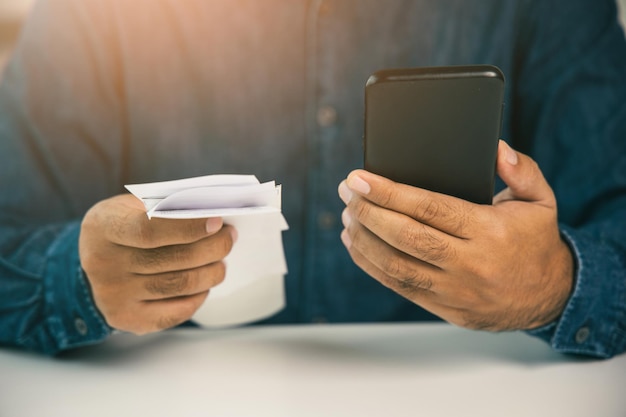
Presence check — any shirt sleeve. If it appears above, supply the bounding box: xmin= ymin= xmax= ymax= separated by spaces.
xmin=515 ymin=0 xmax=626 ymax=358
xmin=0 ymin=222 xmax=111 ymax=355
xmin=0 ymin=0 xmax=124 ymax=355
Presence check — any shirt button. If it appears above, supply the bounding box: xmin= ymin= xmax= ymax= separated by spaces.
xmin=317 ymin=105 xmax=338 ymax=128
xmin=318 ymin=211 xmax=337 ymax=230
xmin=575 ymin=326 xmax=590 ymax=344
xmin=74 ymin=317 xmax=88 ymax=336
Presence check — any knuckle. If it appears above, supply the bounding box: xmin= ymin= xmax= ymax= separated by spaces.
xmin=380 ymin=255 xmax=434 ymax=293
xmin=78 ymin=247 xmax=100 ymax=272
xmin=398 ymin=271 xmax=434 ymax=294
xmin=218 ymin=231 xmax=235 ymax=256
xmin=414 ymin=198 xmax=442 ymax=223
xmin=352 ymin=199 xmax=386 ymax=231
xmin=132 ymin=247 xmax=163 ymax=270
xmin=145 ymin=270 xmax=191 ymax=296
xmin=170 ymin=245 xmax=192 ymax=265
xmin=381 ymin=255 xmax=406 ymax=279
xmin=424 ymin=233 xmax=452 ymax=264
xmin=353 ymin=199 xmax=372 ymax=222
xmin=407 ymin=224 xmax=452 ymax=264
xmin=411 ymin=197 xmax=473 ymax=237
xmin=204 ymin=228 xmax=234 ymax=260
xmin=377 ymin=186 xmax=395 ymax=207
xmin=133 ymin=244 xmax=191 ymax=271
xmin=211 ymin=261 xmax=227 ymax=284
xmin=396 ymin=222 xmax=421 ymax=249
xmin=197 ymin=261 xmax=227 ymax=288
xmin=182 ymin=220 xmax=203 ymax=240
xmin=134 ymin=221 xmax=155 ymax=248
xmin=103 ymin=209 xmax=151 ymax=248
xmin=451 ymin=207 xmax=472 ymax=236
xmin=80 ymin=208 xmax=99 ymax=236
xmin=79 ymin=243 xmax=116 ymax=282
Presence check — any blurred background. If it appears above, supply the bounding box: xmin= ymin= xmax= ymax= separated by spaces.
xmin=0 ymin=0 xmax=33 ymax=71
xmin=1 ymin=0 xmax=626 ymax=74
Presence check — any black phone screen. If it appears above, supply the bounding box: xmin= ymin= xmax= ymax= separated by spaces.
xmin=364 ymin=65 xmax=505 ymax=205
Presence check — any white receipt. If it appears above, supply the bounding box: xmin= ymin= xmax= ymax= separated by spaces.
xmin=125 ymin=174 xmax=288 ymax=327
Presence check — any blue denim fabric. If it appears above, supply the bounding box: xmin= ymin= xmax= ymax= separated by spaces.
xmin=0 ymin=0 xmax=624 ymax=357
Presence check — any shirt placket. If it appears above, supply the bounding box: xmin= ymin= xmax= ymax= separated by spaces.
xmin=300 ymin=0 xmax=345 ymax=323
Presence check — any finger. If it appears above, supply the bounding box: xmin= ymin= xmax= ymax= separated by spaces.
xmin=493 ymin=140 xmax=556 ymax=207
xmin=344 ymin=170 xmax=486 ymax=238
xmin=341 ymin=229 xmax=458 ymax=320
xmin=102 ymin=194 xmax=225 ymax=248
xmin=343 ymin=197 xmax=461 ymax=268
xmin=144 ymin=291 xmax=211 ymax=332
xmin=127 ymin=225 xmax=236 ymax=274
xmin=110 ymin=291 xmax=210 ymax=334
xmin=342 ymin=210 xmax=446 ymax=290
xmin=138 ymin=261 xmax=226 ymax=300
xmin=342 ymin=236 xmax=486 ymax=330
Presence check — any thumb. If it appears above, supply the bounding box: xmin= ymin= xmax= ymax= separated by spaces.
xmin=494 ymin=140 xmax=555 ymax=206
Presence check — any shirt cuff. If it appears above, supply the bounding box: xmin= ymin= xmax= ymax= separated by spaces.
xmin=526 ymin=226 xmax=626 ymax=358
xmin=43 ymin=221 xmax=111 ymax=354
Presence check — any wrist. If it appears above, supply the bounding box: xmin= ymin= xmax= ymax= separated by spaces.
xmin=528 ymin=236 xmax=575 ymax=329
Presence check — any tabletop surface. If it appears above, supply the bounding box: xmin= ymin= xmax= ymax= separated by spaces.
xmin=1 ymin=322 xmax=624 ymax=417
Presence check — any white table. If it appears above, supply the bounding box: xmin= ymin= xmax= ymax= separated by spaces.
xmin=1 ymin=323 xmax=624 ymax=417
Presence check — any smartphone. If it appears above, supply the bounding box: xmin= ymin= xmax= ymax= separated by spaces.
xmin=363 ymin=65 xmax=505 ymax=205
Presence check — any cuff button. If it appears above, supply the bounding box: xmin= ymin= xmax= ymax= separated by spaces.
xmin=74 ymin=317 xmax=88 ymax=336
xmin=575 ymin=326 xmax=590 ymax=344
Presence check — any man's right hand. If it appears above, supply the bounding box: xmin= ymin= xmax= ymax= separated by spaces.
xmin=78 ymin=194 xmax=236 ymax=334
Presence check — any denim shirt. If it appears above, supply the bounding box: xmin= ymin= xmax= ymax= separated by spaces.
xmin=0 ymin=0 xmax=625 ymax=357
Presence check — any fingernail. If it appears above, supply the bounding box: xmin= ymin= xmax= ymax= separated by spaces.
xmin=347 ymin=174 xmax=371 ymax=194
xmin=340 ymin=229 xmax=352 ymax=249
xmin=205 ymin=217 xmax=222 ymax=234
xmin=503 ymin=141 xmax=518 ymax=165
xmin=341 ymin=208 xmax=352 ymax=228
xmin=338 ymin=181 xmax=353 ymax=204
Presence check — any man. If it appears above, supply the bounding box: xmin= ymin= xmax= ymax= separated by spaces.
xmin=0 ymin=0 xmax=624 ymax=357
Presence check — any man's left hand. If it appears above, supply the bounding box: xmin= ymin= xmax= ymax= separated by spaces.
xmin=338 ymin=140 xmax=574 ymax=331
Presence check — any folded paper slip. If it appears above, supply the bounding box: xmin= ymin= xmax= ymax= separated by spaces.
xmin=125 ymin=174 xmax=289 ymax=327
xmin=125 ymin=174 xmax=282 ymax=218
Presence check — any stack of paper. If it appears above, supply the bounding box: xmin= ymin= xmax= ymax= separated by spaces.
xmin=125 ymin=174 xmax=288 ymax=327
